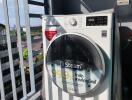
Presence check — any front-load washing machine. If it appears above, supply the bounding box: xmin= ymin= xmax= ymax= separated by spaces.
xmin=42 ymin=12 xmax=119 ymax=100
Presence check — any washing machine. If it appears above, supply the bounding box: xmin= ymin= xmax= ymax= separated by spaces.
xmin=42 ymin=12 xmax=118 ymax=100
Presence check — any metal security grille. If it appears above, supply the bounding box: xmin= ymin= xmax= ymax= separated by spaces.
xmin=0 ymin=0 xmax=49 ymax=100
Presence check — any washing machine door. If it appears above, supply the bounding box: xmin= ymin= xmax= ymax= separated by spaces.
xmin=46 ymin=33 xmax=105 ymax=96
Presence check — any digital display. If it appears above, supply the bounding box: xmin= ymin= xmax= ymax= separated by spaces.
xmin=86 ymin=16 xmax=108 ymax=26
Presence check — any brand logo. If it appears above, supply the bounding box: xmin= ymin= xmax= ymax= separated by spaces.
xmin=45 ymin=30 xmax=57 ymax=41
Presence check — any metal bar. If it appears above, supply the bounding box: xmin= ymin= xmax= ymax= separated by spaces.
xmin=14 ymin=0 xmax=27 ymax=97
xmin=28 ymin=0 xmax=46 ymax=6
xmin=0 ymin=61 xmax=5 ymax=100
xmin=2 ymin=0 xmax=17 ymax=100
xmin=23 ymin=0 xmax=35 ymax=94
xmin=29 ymin=14 xmax=42 ymax=18
xmin=48 ymin=0 xmax=53 ymax=15
xmin=44 ymin=0 xmax=49 ymax=14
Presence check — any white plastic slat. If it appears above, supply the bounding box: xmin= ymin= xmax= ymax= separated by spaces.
xmin=0 ymin=61 xmax=5 ymax=100
xmin=2 ymin=0 xmax=17 ymax=100
xmin=23 ymin=0 xmax=35 ymax=94
xmin=14 ymin=0 xmax=27 ymax=97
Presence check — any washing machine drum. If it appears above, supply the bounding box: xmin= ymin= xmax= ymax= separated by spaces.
xmin=46 ymin=33 xmax=105 ymax=96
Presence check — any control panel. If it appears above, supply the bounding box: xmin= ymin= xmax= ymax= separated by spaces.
xmin=86 ymin=16 xmax=108 ymax=26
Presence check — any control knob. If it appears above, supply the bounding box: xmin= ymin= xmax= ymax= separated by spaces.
xmin=69 ymin=18 xmax=77 ymax=26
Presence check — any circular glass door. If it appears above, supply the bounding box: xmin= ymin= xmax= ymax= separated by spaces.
xmin=46 ymin=33 xmax=105 ymax=96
